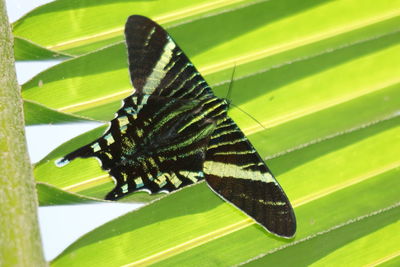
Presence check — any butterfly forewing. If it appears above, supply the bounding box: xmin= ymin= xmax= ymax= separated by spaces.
xmin=57 ymin=15 xmax=296 ymax=238
xmin=125 ymin=16 xmax=214 ymax=99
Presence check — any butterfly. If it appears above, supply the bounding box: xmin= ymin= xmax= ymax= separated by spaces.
xmin=56 ymin=15 xmax=296 ymax=238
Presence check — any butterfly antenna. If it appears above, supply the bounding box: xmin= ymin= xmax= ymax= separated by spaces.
xmin=230 ymin=103 xmax=267 ymax=131
xmin=225 ymin=64 xmax=237 ymax=109
xmin=225 ymin=64 xmax=266 ymax=131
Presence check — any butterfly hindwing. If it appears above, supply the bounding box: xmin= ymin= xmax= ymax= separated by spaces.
xmin=58 ymin=94 xmax=217 ymax=199
xmin=125 ymin=15 xmax=214 ymax=99
xmin=204 ymin=117 xmax=296 ymax=238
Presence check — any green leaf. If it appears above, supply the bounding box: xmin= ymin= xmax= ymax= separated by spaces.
xmin=37 ymin=182 xmax=103 ymax=206
xmin=22 ymin=43 xmax=129 ymax=121
xmin=14 ymin=37 xmax=70 ymax=61
xmin=24 ymin=100 xmax=94 ymax=125
xmin=243 ymin=204 xmax=400 ymax=266
xmin=379 ymin=255 xmax=400 ymax=267
xmin=244 ymin=204 xmax=400 ymax=266
xmin=13 ymin=0 xmax=264 ymax=57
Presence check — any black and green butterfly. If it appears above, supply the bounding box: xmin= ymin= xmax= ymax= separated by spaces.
xmin=57 ymin=15 xmax=296 ymax=238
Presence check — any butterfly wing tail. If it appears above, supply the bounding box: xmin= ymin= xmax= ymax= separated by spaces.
xmin=55 ymin=143 xmax=94 ymax=167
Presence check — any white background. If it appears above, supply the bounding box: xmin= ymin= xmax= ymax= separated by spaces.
xmin=5 ymin=0 xmax=142 ymax=260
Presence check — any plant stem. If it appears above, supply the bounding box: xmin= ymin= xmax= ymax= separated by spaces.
xmin=0 ymin=1 xmax=46 ymax=266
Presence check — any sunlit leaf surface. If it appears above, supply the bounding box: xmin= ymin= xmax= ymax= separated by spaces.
xmin=13 ymin=0 xmax=271 ymax=56
xmin=14 ymin=37 xmax=70 ymax=61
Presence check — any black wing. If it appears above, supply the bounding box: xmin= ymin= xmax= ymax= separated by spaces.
xmin=125 ymin=15 xmax=214 ymax=99
xmin=204 ymin=117 xmax=296 ymax=238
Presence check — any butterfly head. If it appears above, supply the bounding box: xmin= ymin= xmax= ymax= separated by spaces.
xmin=222 ymin=98 xmax=232 ymax=109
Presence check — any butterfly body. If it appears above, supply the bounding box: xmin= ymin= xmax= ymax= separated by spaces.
xmin=57 ymin=15 xmax=296 ymax=238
